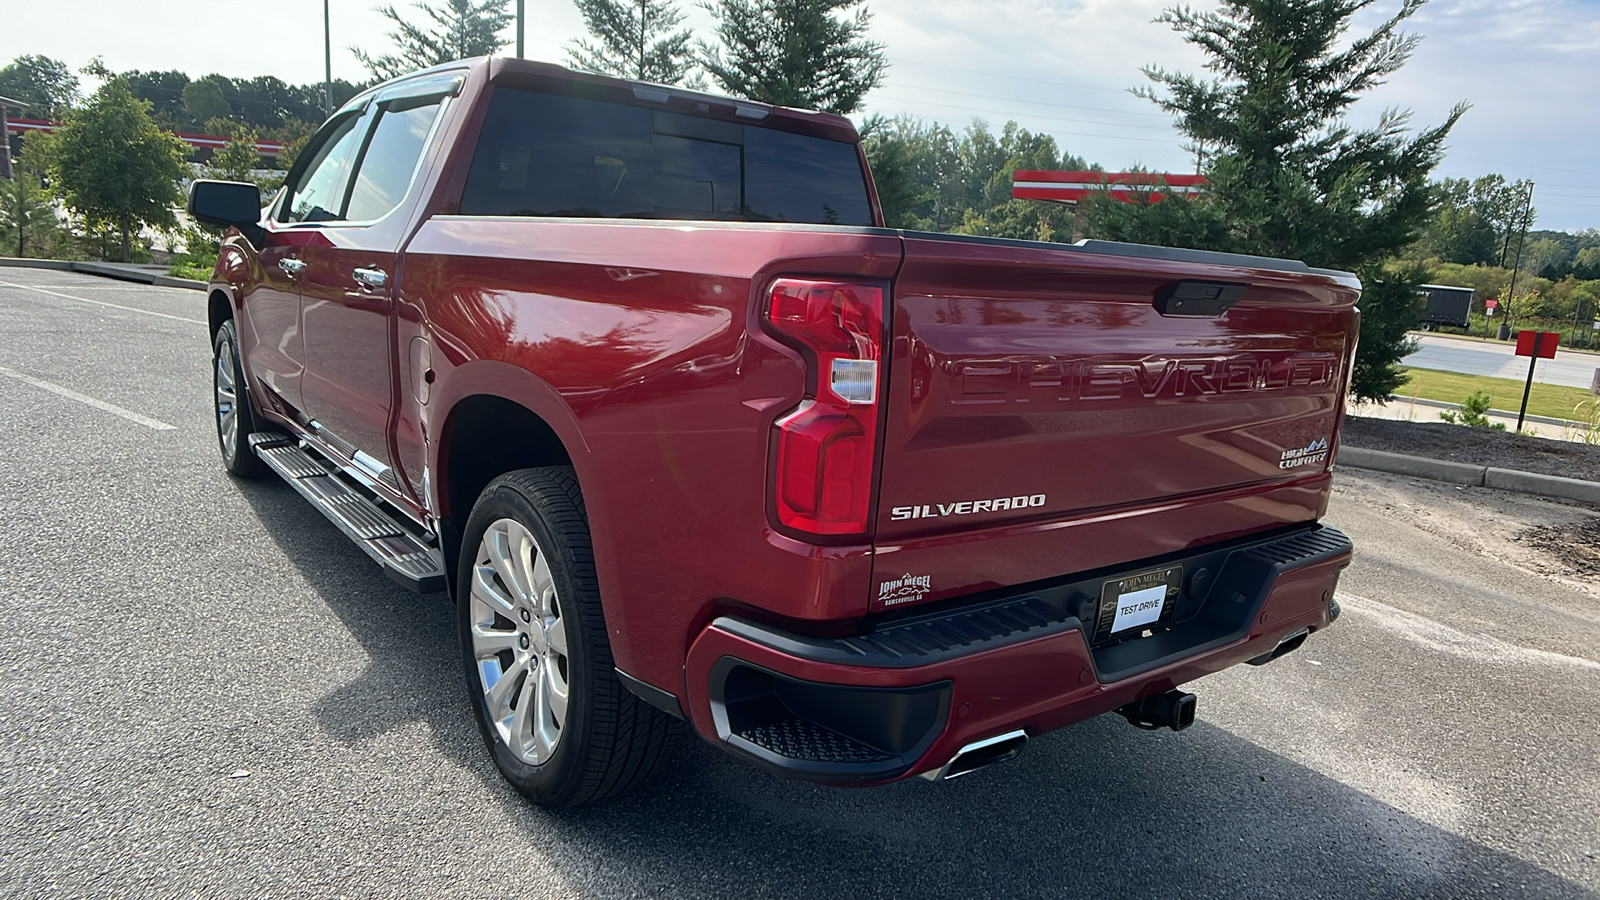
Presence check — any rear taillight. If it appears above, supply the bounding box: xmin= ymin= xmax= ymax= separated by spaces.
xmin=765 ymin=279 xmax=886 ymax=537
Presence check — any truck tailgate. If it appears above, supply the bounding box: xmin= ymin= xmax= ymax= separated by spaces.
xmin=870 ymin=235 xmax=1360 ymax=612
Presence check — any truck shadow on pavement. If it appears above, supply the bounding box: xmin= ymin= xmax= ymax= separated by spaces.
xmin=237 ymin=478 xmax=1597 ymax=900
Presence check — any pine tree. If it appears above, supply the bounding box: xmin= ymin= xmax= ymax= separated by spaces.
xmin=699 ymin=0 xmax=886 ymax=115
xmin=0 ymin=176 xmax=59 ymax=259
xmin=568 ymin=0 xmax=697 ymax=85
xmin=1087 ymin=0 xmax=1467 ymax=402
xmin=355 ymin=0 xmax=513 ymax=82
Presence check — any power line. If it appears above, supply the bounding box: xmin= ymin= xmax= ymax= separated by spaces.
xmin=1444 ymin=155 xmax=1599 ymax=178
xmin=886 ymin=57 xmax=1136 ymax=96
xmin=866 ymin=95 xmax=1185 ymax=146
xmin=882 ymin=82 xmax=1172 ymax=121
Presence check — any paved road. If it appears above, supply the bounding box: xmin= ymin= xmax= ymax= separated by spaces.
xmin=1406 ymin=333 xmax=1599 ymax=389
xmin=3 ymin=272 xmax=1598 ymax=898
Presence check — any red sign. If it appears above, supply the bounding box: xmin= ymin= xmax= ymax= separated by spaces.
xmin=1484 ymin=298 xmax=1498 ymax=309
xmin=1515 ymin=330 xmax=1560 ymax=358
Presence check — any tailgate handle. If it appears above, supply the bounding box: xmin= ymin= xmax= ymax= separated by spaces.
xmin=1154 ymin=280 xmax=1246 ymax=317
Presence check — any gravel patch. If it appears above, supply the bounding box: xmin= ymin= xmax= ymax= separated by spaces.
xmin=1517 ymin=518 xmax=1600 ymax=580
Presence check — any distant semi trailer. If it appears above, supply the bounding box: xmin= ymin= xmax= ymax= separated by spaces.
xmin=1418 ymin=284 xmax=1474 ymax=329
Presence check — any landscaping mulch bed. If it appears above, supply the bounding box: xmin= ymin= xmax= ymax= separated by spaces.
xmin=1340 ymin=416 xmax=1600 ymax=483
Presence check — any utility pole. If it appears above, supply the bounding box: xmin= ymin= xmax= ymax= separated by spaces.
xmin=1501 ymin=181 xmax=1535 ymax=339
xmin=324 ymin=0 xmax=334 ymax=115
xmin=0 ymin=96 xmax=22 ymax=181
xmin=516 ymin=0 xmax=525 ymax=58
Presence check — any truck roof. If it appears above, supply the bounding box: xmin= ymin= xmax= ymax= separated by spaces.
xmin=347 ymin=57 xmax=863 ymax=146
xmin=482 ymin=57 xmax=862 ymax=145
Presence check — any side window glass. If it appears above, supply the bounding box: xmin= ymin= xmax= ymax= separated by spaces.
xmin=280 ymin=114 xmax=366 ymax=224
xmin=344 ymin=99 xmax=443 ymax=222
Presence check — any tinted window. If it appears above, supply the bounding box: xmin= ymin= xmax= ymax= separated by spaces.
xmin=745 ymin=128 xmax=872 ymax=225
xmin=459 ymin=89 xmax=872 ymax=225
xmin=345 ymin=99 xmax=442 ymax=222
xmin=281 ymin=114 xmax=366 ymax=223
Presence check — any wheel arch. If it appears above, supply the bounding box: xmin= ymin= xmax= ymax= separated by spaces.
xmin=207 ymin=288 xmax=234 ymax=338
xmin=435 ymin=385 xmax=581 ymax=602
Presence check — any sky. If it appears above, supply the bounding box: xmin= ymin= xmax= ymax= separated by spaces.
xmin=5 ymin=0 xmax=1600 ymax=232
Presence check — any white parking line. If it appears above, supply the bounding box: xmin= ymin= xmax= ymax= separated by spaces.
xmin=0 ymin=279 xmax=205 ymax=325
xmin=1338 ymin=592 xmax=1600 ymax=672
xmin=0 ymin=364 xmax=177 ymax=431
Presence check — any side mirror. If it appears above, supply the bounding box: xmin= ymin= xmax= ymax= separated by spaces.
xmin=188 ymin=180 xmax=264 ymax=244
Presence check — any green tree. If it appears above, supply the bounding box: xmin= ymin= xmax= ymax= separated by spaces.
xmin=569 ymin=0 xmax=697 ymax=84
xmin=121 ymin=69 xmax=191 ymax=129
xmin=181 ymin=76 xmax=233 ymax=131
xmin=208 ymin=126 xmax=263 ymax=181
xmin=1418 ymin=179 xmax=1497 ymax=265
xmin=205 ymin=123 xmax=287 ymax=195
xmin=0 ymin=55 xmax=80 ymax=118
xmin=948 ymin=122 xmax=1085 ymax=242
xmin=861 ymin=115 xmax=952 ymax=230
xmin=0 ymin=176 xmax=60 ymax=258
xmin=1419 ymin=175 xmax=1535 ymax=267
xmin=699 ymin=0 xmax=886 ymax=114
xmin=49 ymin=80 xmax=188 ymax=262
xmin=230 ymin=75 xmax=299 ymax=129
xmin=863 ymin=116 xmax=1099 ymax=238
xmin=1469 ymin=174 xmax=1535 ymax=266
xmin=1086 ymin=0 xmax=1466 ymax=402
xmin=354 ymin=0 xmax=513 ymax=81
xmin=1520 ymin=236 xmax=1568 ymax=278
xmin=1575 ymin=245 xmax=1600 ymax=281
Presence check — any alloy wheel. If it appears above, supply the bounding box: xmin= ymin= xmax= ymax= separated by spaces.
xmin=469 ymin=518 xmax=570 ymax=765
xmin=214 ymin=338 xmax=239 ymax=461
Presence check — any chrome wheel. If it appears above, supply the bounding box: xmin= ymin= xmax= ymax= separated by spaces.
xmin=469 ymin=517 xmax=570 ymax=765
xmin=214 ymin=337 xmax=239 ymax=462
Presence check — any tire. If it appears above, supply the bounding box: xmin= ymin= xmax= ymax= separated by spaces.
xmin=458 ymin=467 xmax=671 ymax=807
xmin=212 ymin=318 xmax=264 ymax=478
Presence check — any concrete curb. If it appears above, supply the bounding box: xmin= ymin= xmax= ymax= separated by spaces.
xmin=0 ymin=257 xmax=206 ymax=291
xmin=0 ymin=257 xmax=73 ymax=272
xmin=1338 ymin=447 xmax=1487 ymax=485
xmin=1339 ymin=446 xmax=1600 ymax=504
xmin=1484 ymin=468 xmax=1600 ymax=505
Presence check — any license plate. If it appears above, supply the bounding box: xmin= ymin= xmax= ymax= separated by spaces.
xmin=1098 ymin=566 xmax=1182 ymax=637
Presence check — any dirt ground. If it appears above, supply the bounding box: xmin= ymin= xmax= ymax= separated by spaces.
xmin=1340 ymin=415 xmax=1600 ymax=482
xmin=1330 ymin=469 xmax=1600 ymax=596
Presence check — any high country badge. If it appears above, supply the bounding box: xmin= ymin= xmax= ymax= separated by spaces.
xmin=1279 ymin=437 xmax=1330 ymax=469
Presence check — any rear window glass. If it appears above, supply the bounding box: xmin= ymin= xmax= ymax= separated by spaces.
xmin=458 ymin=89 xmax=872 ymax=226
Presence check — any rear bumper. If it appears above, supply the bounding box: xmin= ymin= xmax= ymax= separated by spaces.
xmin=683 ymin=524 xmax=1352 ymax=784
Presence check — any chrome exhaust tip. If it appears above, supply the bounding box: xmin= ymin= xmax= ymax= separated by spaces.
xmin=920 ymin=729 xmax=1028 ymax=782
xmin=1246 ymin=626 xmax=1311 ymax=666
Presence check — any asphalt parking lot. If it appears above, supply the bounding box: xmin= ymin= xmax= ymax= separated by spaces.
xmin=1406 ymin=332 xmax=1599 ymax=389
xmin=2 ymin=271 xmax=1598 ymax=899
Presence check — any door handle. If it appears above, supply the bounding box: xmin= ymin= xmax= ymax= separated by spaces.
xmin=278 ymin=257 xmax=305 ymax=276
xmin=353 ymin=267 xmax=388 ymax=290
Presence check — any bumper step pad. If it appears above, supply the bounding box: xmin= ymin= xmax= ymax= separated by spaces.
xmin=736 ymin=718 xmax=893 ymax=765
xmin=249 ymin=432 xmax=446 ymax=593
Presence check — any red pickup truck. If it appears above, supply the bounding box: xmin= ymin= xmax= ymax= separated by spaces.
xmin=190 ymin=57 xmax=1356 ymax=807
